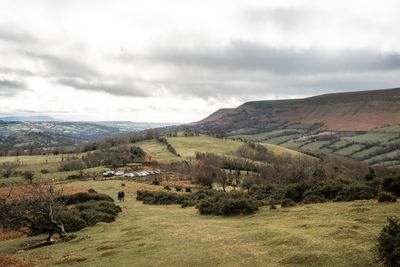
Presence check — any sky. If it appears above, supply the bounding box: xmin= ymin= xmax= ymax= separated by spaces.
xmin=0 ymin=0 xmax=400 ymax=123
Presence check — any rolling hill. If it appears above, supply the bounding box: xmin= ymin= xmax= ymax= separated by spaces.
xmin=0 ymin=121 xmax=178 ymax=154
xmin=197 ymin=88 xmax=400 ymax=133
xmin=194 ymin=88 xmax=400 ymax=167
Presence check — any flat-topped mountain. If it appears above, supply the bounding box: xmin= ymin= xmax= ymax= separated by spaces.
xmin=197 ymin=88 xmax=400 ymax=133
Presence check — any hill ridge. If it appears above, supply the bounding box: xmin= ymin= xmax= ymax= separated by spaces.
xmin=197 ymin=87 xmax=400 ymax=132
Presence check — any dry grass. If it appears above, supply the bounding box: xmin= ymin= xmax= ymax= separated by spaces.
xmin=0 ymin=179 xmax=398 ymax=267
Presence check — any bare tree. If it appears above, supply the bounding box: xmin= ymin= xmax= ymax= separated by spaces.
xmin=0 ymin=184 xmax=66 ymax=241
xmin=22 ymin=171 xmax=34 ymax=184
xmin=1 ymin=160 xmax=20 ymax=178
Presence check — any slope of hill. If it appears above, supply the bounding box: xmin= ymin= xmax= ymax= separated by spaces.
xmin=197 ymin=88 xmax=400 ymax=133
xmin=138 ymin=135 xmax=309 ymax=163
xmin=194 ymin=88 xmax=400 ymax=167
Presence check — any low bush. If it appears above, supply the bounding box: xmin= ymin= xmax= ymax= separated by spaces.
xmin=137 ymin=190 xmax=259 ymax=216
xmin=136 ymin=191 xmax=189 ymax=205
xmin=58 ymin=159 xmax=87 ymax=171
xmin=281 ymin=198 xmax=296 ymax=207
xmin=302 ymin=194 xmax=326 ymax=204
xmin=185 ymin=187 xmax=192 ymax=193
xmin=152 ymin=180 xmax=160 ymax=185
xmin=175 ymin=186 xmax=182 ymax=192
xmin=164 ymin=185 xmax=171 ymax=191
xmin=378 ymin=192 xmax=397 ymax=203
xmin=67 ymin=175 xmax=81 ymax=180
xmin=57 ymin=192 xmax=114 ymax=205
xmin=31 ymin=192 xmax=121 ymax=235
xmin=197 ymin=193 xmax=259 ymax=216
xmin=376 ymin=217 xmax=400 ymax=266
xmin=56 ymin=209 xmax=88 ymax=232
xmin=335 ymin=184 xmax=376 ymax=202
xmin=382 ymin=176 xmax=400 ymax=197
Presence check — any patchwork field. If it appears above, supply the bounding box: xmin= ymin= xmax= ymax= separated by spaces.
xmin=232 ymin=125 xmax=400 ymax=167
xmin=0 ymin=179 xmax=399 ymax=266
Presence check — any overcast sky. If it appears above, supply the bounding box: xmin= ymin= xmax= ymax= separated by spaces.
xmin=1 ymin=0 xmax=400 ymax=122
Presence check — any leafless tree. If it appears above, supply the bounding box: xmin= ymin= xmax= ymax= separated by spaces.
xmin=1 ymin=160 xmax=20 ymax=178
xmin=0 ymin=184 xmax=66 ymax=241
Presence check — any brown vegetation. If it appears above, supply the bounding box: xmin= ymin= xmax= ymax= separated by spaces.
xmin=197 ymin=88 xmax=400 ymax=132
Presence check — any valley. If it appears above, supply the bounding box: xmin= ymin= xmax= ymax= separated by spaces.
xmin=0 ymin=89 xmax=400 ymax=267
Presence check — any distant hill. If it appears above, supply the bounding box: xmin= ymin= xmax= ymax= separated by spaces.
xmin=196 ymin=88 xmax=400 ymax=133
xmin=92 ymin=121 xmax=179 ymax=132
xmin=0 ymin=115 xmax=61 ymax=122
xmin=0 ymin=120 xmax=178 ymax=154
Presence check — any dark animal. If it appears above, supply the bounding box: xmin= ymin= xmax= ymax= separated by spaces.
xmin=117 ymin=191 xmax=125 ymax=202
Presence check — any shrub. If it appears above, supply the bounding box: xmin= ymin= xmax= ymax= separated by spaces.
xmin=57 ymin=192 xmax=114 ymax=205
xmin=376 ymin=217 xmax=400 ymax=266
xmin=88 ymin=189 xmax=97 ymax=194
xmin=283 ymin=183 xmax=310 ymax=202
xmin=175 ymin=186 xmax=182 ymax=192
xmin=40 ymin=169 xmax=49 ymax=174
xmin=57 ymin=209 xmax=88 ymax=232
xmin=164 ymin=185 xmax=171 ymax=191
xmin=382 ymin=176 xmax=400 ymax=197
xmin=304 ymin=180 xmax=345 ymax=200
xmin=152 ymin=180 xmax=160 ymax=185
xmin=58 ymin=159 xmax=87 ymax=171
xmin=281 ymin=198 xmax=296 ymax=207
xmin=335 ymin=184 xmax=376 ymax=202
xmin=137 ymin=190 xmax=259 ymax=216
xmin=76 ymin=201 xmax=121 ymax=225
xmin=302 ymin=194 xmax=326 ymax=204
xmin=196 ymin=192 xmax=260 ymax=216
xmin=67 ymin=175 xmax=81 ymax=180
xmin=249 ymin=185 xmax=275 ymax=201
xmin=269 ymin=203 xmax=277 ymax=209
xmin=378 ymin=192 xmax=397 ymax=203
xmin=185 ymin=187 xmax=192 ymax=193
xmin=136 ymin=190 xmax=188 ymax=205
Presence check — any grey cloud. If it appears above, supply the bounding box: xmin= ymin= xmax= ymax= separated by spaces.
xmin=135 ymin=41 xmax=400 ymax=74
xmin=0 ymin=79 xmax=27 ymax=96
xmin=25 ymin=52 xmax=99 ymax=78
xmin=117 ymin=41 xmax=400 ymax=100
xmin=0 ymin=67 xmax=36 ymax=76
xmin=56 ymin=78 xmax=152 ymax=97
xmin=243 ymin=7 xmax=313 ymax=30
xmin=0 ymin=26 xmax=37 ymax=44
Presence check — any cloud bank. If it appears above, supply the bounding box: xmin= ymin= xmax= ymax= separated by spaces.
xmin=0 ymin=0 xmax=399 ymax=122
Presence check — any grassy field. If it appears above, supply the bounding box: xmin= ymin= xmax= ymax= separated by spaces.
xmin=263 ymin=134 xmax=301 ymax=145
xmin=232 ymin=125 xmax=400 ymax=167
xmin=0 ymin=153 xmax=115 ymax=185
xmin=138 ymin=135 xmax=307 ymax=162
xmin=139 ymin=139 xmax=181 ymax=162
xmin=164 ymin=136 xmax=306 ymax=159
xmin=0 ymin=154 xmax=67 ymax=165
xmin=0 ymin=179 xmax=399 ymax=266
xmin=335 ymin=144 xmax=365 ymax=156
xmin=343 ymin=132 xmax=400 ymax=144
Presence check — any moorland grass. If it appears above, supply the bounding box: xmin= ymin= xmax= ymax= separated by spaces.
xmin=0 ymin=180 xmax=399 ymax=266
